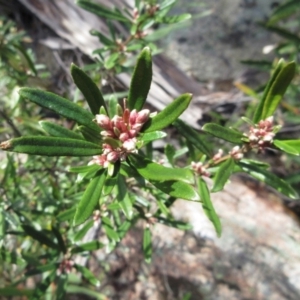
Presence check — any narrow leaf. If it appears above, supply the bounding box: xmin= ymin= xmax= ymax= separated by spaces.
xmin=174 ymin=119 xmax=212 ymax=156
xmin=19 ymin=88 xmax=99 ymax=131
xmin=143 ymin=227 xmax=152 ymax=263
xmin=211 ymin=158 xmax=235 ymax=192
xmin=139 ymin=131 xmax=167 ymax=143
xmin=73 ymin=220 xmax=94 ymax=241
xmin=76 ymin=0 xmax=130 ymax=22
xmin=150 ymin=180 xmax=199 ymax=201
xmin=25 ymin=263 xmax=57 ymax=276
xmin=238 ymin=161 xmax=297 ymax=198
xmin=21 ymin=225 xmax=58 ymax=249
xmin=128 ymin=47 xmax=152 ymax=111
xmin=202 ymin=123 xmax=244 ymax=144
xmin=143 ymin=93 xmax=192 ymax=132
xmin=0 ymin=136 xmax=102 ymax=156
xmin=198 ymin=178 xmax=222 ymax=237
xmin=253 ymin=60 xmax=296 ymax=123
xmin=274 ymin=139 xmax=300 ymax=156
xmin=71 ymin=63 xmax=107 ymax=114
xmin=75 ymin=264 xmax=100 ymax=287
xmin=39 ymin=121 xmax=84 ymax=140
xmin=128 ymin=154 xmax=194 ymax=183
xmin=159 ymin=13 xmax=191 ymax=24
xmin=73 ymin=170 xmax=106 ymax=226
xmin=71 ymin=241 xmax=104 ymax=254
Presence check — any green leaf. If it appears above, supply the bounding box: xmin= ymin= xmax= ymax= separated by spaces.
xmin=57 ymin=207 xmax=76 ymax=222
xmin=158 ymin=13 xmax=191 ymax=24
xmin=261 ymin=23 xmax=300 ymax=44
xmin=75 ymin=264 xmax=100 ymax=287
xmin=25 ymin=263 xmax=57 ymax=276
xmin=19 ymin=88 xmax=99 ymax=131
xmin=0 ymin=136 xmax=102 ymax=156
xmin=211 ymin=158 xmax=235 ymax=192
xmin=128 ymin=154 xmax=194 ymax=183
xmin=90 ymin=29 xmax=114 ymax=46
xmin=39 ymin=121 xmax=84 ymax=140
xmin=78 ymin=125 xmax=102 ymax=144
xmin=32 ymin=269 xmax=56 ymax=299
xmin=73 ymin=170 xmax=106 ymax=226
xmin=268 ymin=0 xmax=300 ymax=24
xmin=117 ymin=175 xmax=133 ymax=219
xmin=202 ymin=123 xmax=244 ymax=144
xmin=164 ymin=144 xmax=176 ymax=166
xmin=156 ymin=217 xmax=192 ymax=230
xmin=0 ymin=248 xmax=25 ymax=265
xmin=21 ymin=225 xmax=58 ymax=249
xmin=51 ymin=225 xmax=67 ymax=254
xmin=0 ymin=287 xmax=33 ymax=297
xmin=174 ymin=119 xmax=212 ymax=156
xmin=102 ymin=216 xmax=119 ymax=242
xmin=253 ymin=59 xmax=296 ymax=123
xmin=73 ymin=220 xmax=94 ymax=241
xmin=150 ymin=180 xmax=199 ymax=201
xmin=76 ymin=0 xmax=130 ymax=22
xmin=128 ymin=47 xmax=152 ymax=111
xmin=198 ymin=178 xmax=222 ymax=237
xmin=104 ymin=52 xmax=119 ymax=69
xmin=56 ymin=275 xmax=67 ymax=300
xmin=143 ymin=93 xmax=192 ymax=132
xmin=71 ymin=241 xmax=104 ymax=254
xmin=139 ymin=131 xmax=167 ymax=143
xmin=238 ymin=161 xmax=297 ymax=198
xmin=71 ymin=63 xmax=107 ymax=115
xmin=69 ymin=164 xmax=102 ymax=174
xmin=274 ymin=139 xmax=300 ymax=156
xmin=143 ymin=227 xmax=152 ymax=263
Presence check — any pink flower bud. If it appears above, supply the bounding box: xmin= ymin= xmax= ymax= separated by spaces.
xmin=128 ymin=129 xmax=137 ymax=137
xmin=119 ymin=132 xmax=129 ymax=142
xmin=123 ymin=138 xmax=137 ymax=152
xmin=129 ymin=109 xmax=138 ymax=125
xmin=95 ymin=114 xmax=111 ymax=129
xmin=123 ymin=108 xmax=131 ymax=124
xmin=107 ymin=151 xmax=120 ymax=162
xmin=136 ymin=109 xmax=150 ymax=124
xmin=101 ymin=130 xmax=115 ymax=138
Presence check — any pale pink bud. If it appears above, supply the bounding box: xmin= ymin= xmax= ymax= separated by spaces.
xmin=101 ymin=130 xmax=114 ymax=137
xmin=212 ymin=149 xmax=223 ymax=161
xmin=119 ymin=132 xmax=129 ymax=142
xmin=95 ymin=114 xmax=111 ymax=129
xmin=263 ymin=133 xmax=274 ymax=142
xmin=123 ymin=138 xmax=137 ymax=151
xmin=132 ymin=123 xmax=143 ymax=132
xmin=129 ymin=109 xmax=138 ymax=125
xmin=136 ymin=109 xmax=150 ymax=123
xmin=128 ymin=129 xmax=138 ymax=138
xmin=107 ymin=151 xmax=119 ymax=162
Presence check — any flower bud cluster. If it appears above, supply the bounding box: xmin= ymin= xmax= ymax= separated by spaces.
xmin=191 ymin=161 xmax=210 ymax=177
xmin=57 ymin=259 xmax=74 ymax=275
xmin=90 ymin=108 xmax=150 ymax=167
xmin=245 ymin=116 xmax=275 ymax=151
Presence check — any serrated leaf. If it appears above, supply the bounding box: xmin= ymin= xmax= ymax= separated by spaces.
xmin=211 ymin=158 xmax=235 ymax=192
xmin=0 ymin=136 xmax=102 ymax=156
xmin=150 ymin=180 xmax=199 ymax=201
xmin=143 ymin=93 xmax=192 ymax=132
xmin=76 ymin=0 xmax=130 ymax=22
xmin=39 ymin=121 xmax=84 ymax=140
xmin=73 ymin=170 xmax=106 ymax=226
xmin=174 ymin=119 xmax=212 ymax=156
xmin=71 ymin=63 xmax=107 ymax=115
xmin=198 ymin=178 xmax=222 ymax=237
xmin=21 ymin=225 xmax=58 ymax=249
xmin=75 ymin=264 xmax=100 ymax=287
xmin=143 ymin=227 xmax=152 ymax=263
xmin=128 ymin=154 xmax=194 ymax=183
xmin=274 ymin=139 xmax=300 ymax=155
xmin=238 ymin=161 xmax=297 ymax=198
xmin=253 ymin=59 xmax=296 ymax=123
xmin=202 ymin=123 xmax=244 ymax=144
xmin=19 ymin=88 xmax=99 ymax=132
xmin=128 ymin=47 xmax=152 ymax=111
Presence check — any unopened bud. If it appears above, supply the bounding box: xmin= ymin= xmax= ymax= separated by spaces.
xmin=136 ymin=109 xmax=150 ymax=123
xmin=95 ymin=114 xmax=111 ymax=129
